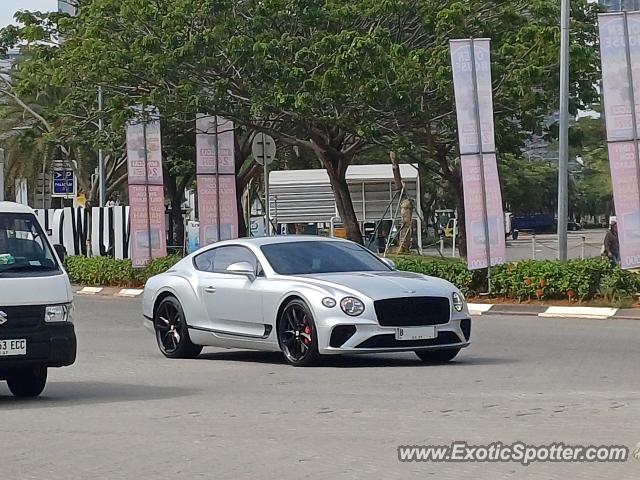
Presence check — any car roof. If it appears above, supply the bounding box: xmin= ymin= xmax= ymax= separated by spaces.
xmin=0 ymin=202 xmax=35 ymax=215
xmin=210 ymin=235 xmax=353 ymax=248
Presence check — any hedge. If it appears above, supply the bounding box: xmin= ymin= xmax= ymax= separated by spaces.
xmin=64 ymin=255 xmax=182 ymax=287
xmin=64 ymin=254 xmax=640 ymax=302
xmin=393 ymin=255 xmax=640 ymax=301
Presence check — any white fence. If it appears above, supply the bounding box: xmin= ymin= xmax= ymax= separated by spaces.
xmin=34 ymin=206 xmax=131 ymax=259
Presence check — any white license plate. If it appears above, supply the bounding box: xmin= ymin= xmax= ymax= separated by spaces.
xmin=395 ymin=326 xmax=437 ymax=341
xmin=0 ymin=339 xmax=27 ymax=357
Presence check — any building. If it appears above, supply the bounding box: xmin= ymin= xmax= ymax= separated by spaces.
xmin=599 ymin=0 xmax=640 ymax=11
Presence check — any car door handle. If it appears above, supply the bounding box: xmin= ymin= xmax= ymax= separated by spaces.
xmin=204 ymin=286 xmax=216 ymax=293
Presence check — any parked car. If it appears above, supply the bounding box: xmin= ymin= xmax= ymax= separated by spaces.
xmin=143 ymin=236 xmax=471 ymax=366
xmin=0 ymin=202 xmax=76 ymax=397
xmin=568 ymin=221 xmax=582 ymax=231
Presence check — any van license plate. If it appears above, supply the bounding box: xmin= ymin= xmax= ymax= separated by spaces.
xmin=0 ymin=339 xmax=27 ymax=356
xmin=395 ymin=327 xmax=436 ymax=341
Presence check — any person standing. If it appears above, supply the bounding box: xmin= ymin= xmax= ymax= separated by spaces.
xmin=604 ymin=221 xmax=620 ymax=265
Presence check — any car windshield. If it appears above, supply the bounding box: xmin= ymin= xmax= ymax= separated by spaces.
xmin=261 ymin=240 xmax=391 ymax=275
xmin=0 ymin=213 xmax=59 ymax=276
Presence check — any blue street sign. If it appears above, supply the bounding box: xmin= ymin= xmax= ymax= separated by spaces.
xmin=52 ymin=169 xmax=76 ymax=196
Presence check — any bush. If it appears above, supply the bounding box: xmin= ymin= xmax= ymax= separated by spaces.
xmin=391 ymin=255 xmax=483 ymax=295
xmin=392 ymin=255 xmax=640 ymax=302
xmin=64 ymin=255 xmax=182 ymax=287
xmin=64 ymin=253 xmax=640 ymax=302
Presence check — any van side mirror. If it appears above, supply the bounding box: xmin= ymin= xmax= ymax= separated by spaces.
xmin=53 ymin=244 xmax=66 ymax=262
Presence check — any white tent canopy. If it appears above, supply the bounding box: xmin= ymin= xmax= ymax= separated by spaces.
xmin=268 ymin=164 xmax=422 ymax=246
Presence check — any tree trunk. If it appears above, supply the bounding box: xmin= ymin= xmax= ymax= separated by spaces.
xmin=236 ymin=185 xmax=247 ymax=237
xmin=390 ymin=151 xmax=403 ymax=191
xmin=321 ymin=156 xmax=362 ymax=244
xmin=391 ymin=198 xmax=414 ymax=254
xmin=166 ymin=174 xmax=185 ymax=248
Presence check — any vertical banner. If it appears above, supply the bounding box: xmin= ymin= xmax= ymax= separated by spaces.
xmin=450 ymin=39 xmax=506 ymax=270
xmin=196 ymin=114 xmax=237 ymax=247
xmin=599 ymin=13 xmax=640 ymax=269
xmin=126 ymin=107 xmax=167 ymax=267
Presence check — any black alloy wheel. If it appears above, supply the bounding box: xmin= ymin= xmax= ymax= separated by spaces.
xmin=154 ymin=296 xmax=202 ymax=359
xmin=278 ymin=299 xmax=321 ymax=367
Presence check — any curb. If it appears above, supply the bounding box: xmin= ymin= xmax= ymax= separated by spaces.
xmin=74 ymin=286 xmax=144 ymax=298
xmin=469 ymin=303 xmax=640 ymax=320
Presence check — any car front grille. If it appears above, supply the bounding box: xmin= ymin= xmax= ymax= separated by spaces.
xmin=355 ymin=331 xmax=462 ymax=349
xmin=0 ymin=305 xmax=45 ymax=330
xmin=373 ymin=296 xmax=450 ymax=327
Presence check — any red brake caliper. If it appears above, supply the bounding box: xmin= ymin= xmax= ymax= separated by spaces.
xmin=303 ymin=324 xmax=312 ymax=345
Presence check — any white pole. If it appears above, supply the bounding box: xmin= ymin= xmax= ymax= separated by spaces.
xmin=532 ymin=234 xmax=537 ymax=261
xmin=98 ymin=86 xmax=106 ymax=207
xmin=557 ymin=0 xmax=570 ymax=260
xmin=452 ymin=219 xmax=457 ymax=257
xmin=263 ymin=133 xmax=270 ymax=236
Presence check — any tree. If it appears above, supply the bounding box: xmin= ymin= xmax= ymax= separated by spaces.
xmin=3 ymin=0 xmax=602 ymax=254
xmin=0 ymin=10 xmax=129 ymax=208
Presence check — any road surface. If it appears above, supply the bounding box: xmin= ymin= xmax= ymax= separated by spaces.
xmin=1 ymin=296 xmax=638 ymax=479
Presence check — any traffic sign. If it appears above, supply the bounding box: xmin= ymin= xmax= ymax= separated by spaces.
xmin=251 ymin=133 xmax=276 ymax=166
xmin=52 ymin=169 xmax=76 ymax=197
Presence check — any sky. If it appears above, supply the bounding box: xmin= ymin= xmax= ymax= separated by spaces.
xmin=1 ymin=0 xmax=57 ymax=29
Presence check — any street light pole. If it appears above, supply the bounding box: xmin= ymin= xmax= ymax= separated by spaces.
xmin=557 ymin=0 xmax=570 ymax=261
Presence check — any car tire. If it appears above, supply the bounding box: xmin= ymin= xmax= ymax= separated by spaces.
xmin=154 ymin=296 xmax=203 ymax=359
xmin=277 ymin=299 xmax=321 ymax=367
xmin=7 ymin=366 xmax=47 ymax=398
xmin=414 ymin=348 xmax=461 ymax=363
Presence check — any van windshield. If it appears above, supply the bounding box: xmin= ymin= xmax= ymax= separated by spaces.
xmin=0 ymin=213 xmax=59 ymax=276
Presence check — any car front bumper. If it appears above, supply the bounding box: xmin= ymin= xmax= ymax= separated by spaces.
xmin=316 ymin=316 xmax=471 ymax=355
xmin=0 ymin=323 xmax=76 ymax=377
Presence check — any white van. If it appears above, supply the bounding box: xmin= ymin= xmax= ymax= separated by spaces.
xmin=0 ymin=201 xmax=76 ymax=397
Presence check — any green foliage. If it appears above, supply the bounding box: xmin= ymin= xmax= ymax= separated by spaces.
xmin=64 ymin=255 xmax=181 ymax=287
xmin=394 ymin=255 xmax=640 ymax=302
xmin=392 ymin=255 xmax=482 ymax=296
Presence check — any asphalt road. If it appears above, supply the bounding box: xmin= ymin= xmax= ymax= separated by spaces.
xmin=1 ymin=296 xmax=639 ymax=479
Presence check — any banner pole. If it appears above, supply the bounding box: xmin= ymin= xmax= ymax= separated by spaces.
xmin=141 ymin=110 xmax=152 ymax=263
xmin=469 ymin=38 xmax=493 ymax=293
xmin=214 ymin=116 xmax=221 ymax=242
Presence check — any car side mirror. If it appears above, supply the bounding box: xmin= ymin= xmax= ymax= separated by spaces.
xmin=53 ymin=244 xmax=66 ymax=262
xmin=381 ymin=257 xmax=396 ymax=270
xmin=226 ymin=261 xmax=256 ymax=280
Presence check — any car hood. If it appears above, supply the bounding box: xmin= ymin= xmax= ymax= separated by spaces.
xmin=295 ymin=270 xmax=457 ymax=300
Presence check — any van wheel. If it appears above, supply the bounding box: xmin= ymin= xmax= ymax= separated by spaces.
xmin=7 ymin=366 xmax=47 ymax=397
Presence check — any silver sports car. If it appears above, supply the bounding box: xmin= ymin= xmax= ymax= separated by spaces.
xmin=143 ymin=236 xmax=471 ymax=366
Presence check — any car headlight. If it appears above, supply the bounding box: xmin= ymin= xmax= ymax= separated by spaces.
xmin=452 ymin=292 xmax=464 ymax=312
xmin=340 ymin=297 xmax=365 ymax=316
xmin=45 ymin=303 xmax=74 ymax=323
